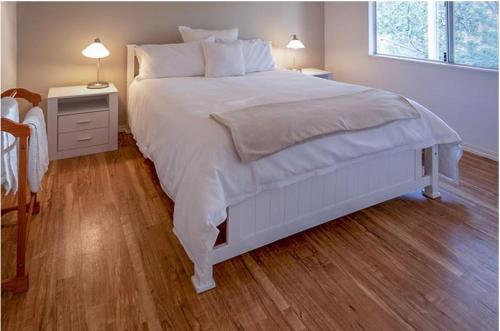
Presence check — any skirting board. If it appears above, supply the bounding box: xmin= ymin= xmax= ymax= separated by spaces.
xmin=461 ymin=143 xmax=498 ymax=161
xmin=119 ymin=124 xmax=131 ymax=134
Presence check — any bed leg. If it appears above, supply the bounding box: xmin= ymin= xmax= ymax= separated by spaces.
xmin=423 ymin=145 xmax=441 ymax=199
xmin=191 ymin=264 xmax=215 ymax=293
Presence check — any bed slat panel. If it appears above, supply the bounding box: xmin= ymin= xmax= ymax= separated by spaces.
xmin=213 ymin=148 xmax=424 ymax=264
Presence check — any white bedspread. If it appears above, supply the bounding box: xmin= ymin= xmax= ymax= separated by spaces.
xmin=128 ymin=70 xmax=462 ymax=275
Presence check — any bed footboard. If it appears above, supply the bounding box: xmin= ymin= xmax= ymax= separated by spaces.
xmin=192 ymin=145 xmax=439 ymax=293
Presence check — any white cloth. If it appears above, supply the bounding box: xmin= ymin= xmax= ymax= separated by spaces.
xmin=128 ymin=70 xmax=462 ymax=276
xmin=211 ymin=88 xmax=421 ymax=162
xmin=22 ymin=107 xmax=48 ymax=193
xmin=1 ymin=97 xmax=19 ymax=194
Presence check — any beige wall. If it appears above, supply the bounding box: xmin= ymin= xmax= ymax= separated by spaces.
xmin=325 ymin=2 xmax=499 ymax=159
xmin=1 ymin=1 xmax=17 ymax=90
xmin=17 ymin=2 xmax=324 ymax=125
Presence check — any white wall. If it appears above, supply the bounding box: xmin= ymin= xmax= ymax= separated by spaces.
xmin=325 ymin=2 xmax=499 ymax=159
xmin=1 ymin=1 xmax=17 ymax=90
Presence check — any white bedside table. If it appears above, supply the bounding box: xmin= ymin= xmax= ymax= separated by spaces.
xmin=301 ymin=68 xmax=333 ymax=80
xmin=47 ymin=84 xmax=118 ymax=160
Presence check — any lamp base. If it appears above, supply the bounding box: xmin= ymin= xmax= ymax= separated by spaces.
xmin=86 ymin=81 xmax=109 ymax=89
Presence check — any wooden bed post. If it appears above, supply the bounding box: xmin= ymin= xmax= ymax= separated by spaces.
xmin=126 ymin=45 xmax=136 ymax=104
xmin=126 ymin=44 xmax=137 ymax=130
xmin=192 ymin=264 xmax=215 ymax=293
xmin=423 ymin=145 xmax=441 ymax=199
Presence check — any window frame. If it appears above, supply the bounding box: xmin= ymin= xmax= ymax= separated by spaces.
xmin=368 ymin=1 xmax=499 ymax=72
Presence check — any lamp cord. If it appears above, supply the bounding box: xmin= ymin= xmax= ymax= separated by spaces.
xmin=97 ymin=58 xmax=101 ymax=83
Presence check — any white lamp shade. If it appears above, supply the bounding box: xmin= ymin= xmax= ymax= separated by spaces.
xmin=82 ymin=38 xmax=110 ymax=58
xmin=286 ymin=35 xmax=305 ymax=49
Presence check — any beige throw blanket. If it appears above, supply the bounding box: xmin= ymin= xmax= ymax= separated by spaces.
xmin=211 ymin=89 xmax=420 ymax=163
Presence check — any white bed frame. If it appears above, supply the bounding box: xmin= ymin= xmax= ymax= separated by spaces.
xmin=126 ymin=45 xmax=440 ymax=293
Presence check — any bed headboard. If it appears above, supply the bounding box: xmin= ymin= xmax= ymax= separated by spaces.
xmin=126 ymin=44 xmax=138 ymax=89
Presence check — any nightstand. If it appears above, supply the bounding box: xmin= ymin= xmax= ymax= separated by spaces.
xmin=47 ymin=84 xmax=118 ymax=160
xmin=301 ymin=68 xmax=333 ymax=80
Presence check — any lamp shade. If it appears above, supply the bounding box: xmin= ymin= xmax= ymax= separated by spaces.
xmin=82 ymin=38 xmax=110 ymax=58
xmin=286 ymin=34 xmax=305 ymax=49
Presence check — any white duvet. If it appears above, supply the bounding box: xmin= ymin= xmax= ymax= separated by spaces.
xmin=128 ymin=70 xmax=462 ymax=276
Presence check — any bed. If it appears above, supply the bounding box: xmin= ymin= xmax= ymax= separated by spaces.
xmin=126 ymin=44 xmax=462 ymax=293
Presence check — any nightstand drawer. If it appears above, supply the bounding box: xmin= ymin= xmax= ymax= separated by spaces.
xmin=58 ymin=128 xmax=109 ymax=151
xmin=58 ymin=111 xmax=109 ymax=133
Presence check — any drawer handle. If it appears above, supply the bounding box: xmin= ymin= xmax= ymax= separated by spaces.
xmin=76 ymin=137 xmax=93 ymax=142
xmin=76 ymin=120 xmax=92 ymax=124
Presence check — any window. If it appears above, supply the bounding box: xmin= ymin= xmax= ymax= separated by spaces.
xmin=452 ymin=2 xmax=499 ymax=68
xmin=371 ymin=1 xmax=499 ymax=70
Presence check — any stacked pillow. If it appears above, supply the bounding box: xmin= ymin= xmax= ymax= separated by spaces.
xmin=178 ymin=25 xmax=239 ymax=42
xmin=240 ymin=39 xmax=276 ymax=73
xmin=202 ymin=39 xmax=277 ymax=77
xmin=135 ymin=26 xmax=276 ymax=80
xmin=136 ymin=36 xmax=215 ymax=80
xmin=202 ymin=41 xmax=246 ymax=78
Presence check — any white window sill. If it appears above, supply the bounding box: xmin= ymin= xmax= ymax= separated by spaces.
xmin=369 ymin=53 xmax=499 ymax=74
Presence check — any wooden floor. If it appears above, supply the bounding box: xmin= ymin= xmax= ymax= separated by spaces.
xmin=2 ymin=135 xmax=498 ymax=330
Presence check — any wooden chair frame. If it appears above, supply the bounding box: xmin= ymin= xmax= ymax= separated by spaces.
xmin=1 ymin=88 xmax=42 ymax=293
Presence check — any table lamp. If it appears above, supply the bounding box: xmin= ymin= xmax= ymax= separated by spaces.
xmin=82 ymin=38 xmax=110 ymax=89
xmin=286 ymin=34 xmax=305 ymax=71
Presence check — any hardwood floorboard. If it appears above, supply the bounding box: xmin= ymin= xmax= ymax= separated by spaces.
xmin=2 ymin=135 xmax=498 ymax=330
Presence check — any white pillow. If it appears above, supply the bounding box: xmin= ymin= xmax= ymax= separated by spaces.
xmin=179 ymin=25 xmax=238 ymax=42
xmin=202 ymin=41 xmax=245 ymax=78
xmin=241 ymin=39 xmax=276 ymax=73
xmin=136 ymin=38 xmax=214 ymax=80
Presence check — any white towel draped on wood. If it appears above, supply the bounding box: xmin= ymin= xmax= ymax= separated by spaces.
xmin=1 ymin=97 xmax=49 ymax=194
xmin=23 ymin=107 xmax=49 ymax=193
xmin=1 ymin=97 xmax=19 ymax=194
